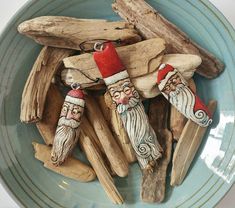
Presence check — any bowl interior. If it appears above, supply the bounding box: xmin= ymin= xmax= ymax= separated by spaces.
xmin=0 ymin=0 xmax=235 ymax=208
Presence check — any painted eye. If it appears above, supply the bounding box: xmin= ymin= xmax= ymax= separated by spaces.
xmin=72 ymin=109 xmax=80 ymax=115
xmin=113 ymin=91 xmax=121 ymax=99
xmin=172 ymin=78 xmax=177 ymax=84
xmin=123 ymin=86 xmax=131 ymax=95
xmin=62 ymin=106 xmax=68 ymax=113
xmin=165 ymin=85 xmax=170 ymax=91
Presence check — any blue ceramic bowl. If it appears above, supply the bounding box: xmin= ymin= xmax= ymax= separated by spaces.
xmin=0 ymin=0 xmax=234 ymax=207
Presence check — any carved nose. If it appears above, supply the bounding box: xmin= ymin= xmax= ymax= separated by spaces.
xmin=170 ymin=84 xmax=176 ymax=91
xmin=120 ymin=96 xmax=129 ymax=105
xmin=66 ymin=110 xmax=73 ymax=120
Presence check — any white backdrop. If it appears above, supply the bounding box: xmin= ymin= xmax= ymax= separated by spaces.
xmin=0 ymin=0 xmax=234 ymax=207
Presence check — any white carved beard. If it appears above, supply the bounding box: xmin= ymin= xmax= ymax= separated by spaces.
xmin=167 ymin=83 xmax=212 ymax=127
xmin=51 ymin=118 xmax=81 ymax=166
xmin=119 ymin=103 xmax=162 ymax=169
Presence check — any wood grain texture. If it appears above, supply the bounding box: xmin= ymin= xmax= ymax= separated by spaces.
xmin=79 ymin=120 xmax=123 ymax=204
xmin=171 ymin=100 xmax=217 ymax=186
xmin=62 ymin=50 xmax=200 ymax=99
xmin=85 ymin=96 xmax=129 ymax=177
xmin=62 ymin=38 xmax=165 ymax=87
xmin=112 ymin=0 xmax=224 ymax=78
xmin=141 ymin=95 xmax=173 ymax=203
xmin=36 ymin=84 xmax=64 ymax=145
xmin=20 ymin=46 xmax=74 ymax=123
xmin=18 ymin=16 xmax=141 ymax=50
xmin=32 ymin=142 xmax=96 ymax=182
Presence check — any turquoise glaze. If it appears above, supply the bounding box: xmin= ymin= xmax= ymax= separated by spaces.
xmin=0 ymin=0 xmax=234 ymax=207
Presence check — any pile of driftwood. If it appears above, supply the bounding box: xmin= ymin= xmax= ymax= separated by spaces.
xmin=18 ymin=0 xmax=221 ymax=204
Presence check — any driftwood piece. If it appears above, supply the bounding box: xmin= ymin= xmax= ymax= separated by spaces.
xmin=62 ymin=38 xmax=165 ymax=87
xmin=36 ymin=84 xmax=64 ymax=145
xmin=102 ymin=93 xmax=137 ymax=163
xmin=18 ymin=16 xmax=141 ymax=50
xmin=20 ymin=46 xmax=74 ymax=123
xmin=85 ymin=96 xmax=129 ymax=177
xmin=32 ymin=142 xmax=96 ymax=182
xmin=162 ymin=54 xmax=201 ymax=80
xmin=171 ymin=100 xmax=217 ymax=186
xmin=79 ymin=121 xmax=123 ymax=204
xmin=141 ymin=95 xmax=173 ymax=203
xmin=112 ymin=0 xmax=224 ymax=79
xmin=170 ymin=79 xmax=196 ymax=141
xmin=62 ymin=52 xmax=200 ymax=98
xmin=81 ymin=116 xmax=116 ymax=177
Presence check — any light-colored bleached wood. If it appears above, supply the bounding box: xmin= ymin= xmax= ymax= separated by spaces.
xmin=62 ymin=52 xmax=200 ymax=98
xmin=81 ymin=116 xmax=116 ymax=177
xmin=85 ymin=96 xmax=129 ymax=177
xmin=79 ymin=121 xmax=123 ymax=204
xmin=62 ymin=38 xmax=165 ymax=87
xmin=141 ymin=95 xmax=173 ymax=203
xmin=32 ymin=142 xmax=96 ymax=182
xmin=18 ymin=16 xmax=141 ymax=50
xmin=80 ymin=129 xmax=123 ymax=204
xmin=20 ymin=46 xmax=74 ymax=123
xmin=112 ymin=0 xmax=224 ymax=79
xmin=171 ymin=100 xmax=217 ymax=186
xmin=170 ymin=79 xmax=196 ymax=141
xmin=36 ymin=84 xmax=64 ymax=145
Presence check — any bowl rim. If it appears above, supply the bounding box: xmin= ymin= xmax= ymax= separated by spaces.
xmin=0 ymin=0 xmax=234 ymax=207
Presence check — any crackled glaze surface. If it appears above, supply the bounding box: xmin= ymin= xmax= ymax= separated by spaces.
xmin=0 ymin=0 xmax=234 ymax=208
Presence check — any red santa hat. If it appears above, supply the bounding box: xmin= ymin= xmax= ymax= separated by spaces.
xmin=93 ymin=42 xmax=129 ymax=85
xmin=157 ymin=64 xmax=182 ymax=90
xmin=65 ymin=89 xmax=85 ymax=107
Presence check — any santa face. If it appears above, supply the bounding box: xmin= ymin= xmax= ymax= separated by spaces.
xmin=59 ymin=102 xmax=83 ymax=128
xmin=161 ymin=73 xmax=183 ymax=96
xmin=107 ymin=78 xmax=162 ymax=170
xmin=108 ymin=78 xmax=140 ymax=114
xmin=51 ymin=100 xmax=84 ymax=166
xmin=157 ymin=65 xmax=212 ymax=127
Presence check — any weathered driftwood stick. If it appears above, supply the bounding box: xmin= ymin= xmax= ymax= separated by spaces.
xmin=85 ymin=96 xmax=129 ymax=177
xmin=96 ymin=95 xmax=112 ymax=124
xmin=36 ymin=84 xmax=64 ymax=145
xmin=141 ymin=95 xmax=173 ymax=203
xmin=32 ymin=142 xmax=96 ymax=182
xmin=170 ymin=79 xmax=196 ymax=141
xmin=18 ymin=16 xmax=141 ymax=50
xmin=80 ymin=116 xmax=116 ymax=176
xmin=80 ymin=129 xmax=123 ymax=204
xmin=62 ymin=53 xmax=200 ymax=98
xmin=171 ymin=100 xmax=217 ymax=186
xmin=62 ymin=38 xmax=165 ymax=87
xmin=20 ymin=46 xmax=74 ymax=123
xmin=112 ymin=0 xmax=224 ymax=78
xmin=103 ymin=93 xmax=137 ymax=163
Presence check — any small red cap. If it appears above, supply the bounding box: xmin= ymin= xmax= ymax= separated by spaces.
xmin=93 ymin=42 xmax=125 ymax=79
xmin=157 ymin=64 xmax=174 ymax=84
xmin=67 ymin=89 xmax=84 ymax=99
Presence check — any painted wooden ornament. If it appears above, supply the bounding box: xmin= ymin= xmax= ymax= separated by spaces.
xmin=51 ymin=86 xmax=85 ymax=166
xmin=157 ymin=64 xmax=212 ymax=127
xmin=93 ymin=42 xmax=162 ymax=171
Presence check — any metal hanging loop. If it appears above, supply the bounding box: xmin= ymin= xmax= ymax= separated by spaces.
xmin=94 ymin=42 xmax=104 ymax=51
xmin=71 ymin=83 xmax=81 ymax=90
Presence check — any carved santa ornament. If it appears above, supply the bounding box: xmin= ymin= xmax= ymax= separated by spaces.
xmin=157 ymin=64 xmax=212 ymax=127
xmin=51 ymin=88 xmax=85 ymax=166
xmin=93 ymin=42 xmax=162 ymax=171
